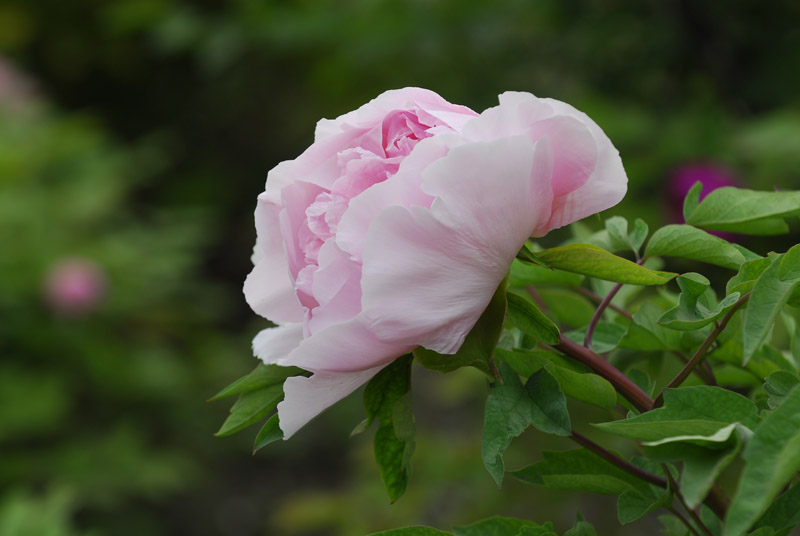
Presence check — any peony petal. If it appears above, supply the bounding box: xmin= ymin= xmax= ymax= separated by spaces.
xmin=244 ymin=200 xmax=305 ymax=322
xmin=537 ymin=97 xmax=628 ymax=232
xmin=335 ymin=135 xmax=448 ymax=260
xmin=307 ymin=240 xmax=362 ymax=334
xmin=278 ymin=364 xmax=386 ymax=439
xmin=280 ymin=316 xmax=413 ymax=372
xmin=361 ymin=136 xmax=554 ymax=353
xmin=252 ymin=323 xmax=304 ymax=365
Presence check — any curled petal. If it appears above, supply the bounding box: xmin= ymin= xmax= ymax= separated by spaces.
xmin=252 ymin=323 xmax=304 ymax=365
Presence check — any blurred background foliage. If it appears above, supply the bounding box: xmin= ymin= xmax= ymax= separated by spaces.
xmin=1 ymin=0 xmax=800 ymax=534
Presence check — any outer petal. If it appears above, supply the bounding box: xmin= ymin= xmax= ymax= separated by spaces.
xmin=537 ymin=97 xmax=627 ymax=232
xmin=278 ymin=316 xmax=413 ymax=373
xmin=252 ymin=323 xmax=304 ymax=364
xmin=244 ymin=200 xmax=304 ymax=322
xmin=361 ymin=136 xmax=553 ymax=353
xmin=278 ymin=365 xmax=386 ymax=439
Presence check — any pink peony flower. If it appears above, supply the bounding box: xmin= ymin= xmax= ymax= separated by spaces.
xmin=245 ymin=88 xmax=628 ymax=438
xmin=44 ymin=258 xmax=107 ymax=315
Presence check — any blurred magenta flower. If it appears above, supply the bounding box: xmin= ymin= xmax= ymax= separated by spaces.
xmin=669 ymin=163 xmax=740 ymax=217
xmin=43 ymin=258 xmax=107 ymax=315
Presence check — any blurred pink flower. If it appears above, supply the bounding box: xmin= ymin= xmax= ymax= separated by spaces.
xmin=44 ymin=258 xmax=107 ymax=315
xmin=0 ymin=55 xmax=35 ymax=110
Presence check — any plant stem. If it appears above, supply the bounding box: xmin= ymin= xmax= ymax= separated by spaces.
xmin=584 ymin=282 xmax=624 ymax=348
xmin=666 ymin=505 xmax=703 ymax=536
xmin=654 ymin=293 xmax=750 ymax=407
xmin=575 ymin=287 xmax=633 ymax=319
xmin=570 ymin=431 xmax=666 ymax=488
xmin=663 ymin=464 xmax=714 ymax=536
xmin=671 ymin=350 xmax=715 ymax=385
xmin=554 ymin=335 xmax=654 ymax=412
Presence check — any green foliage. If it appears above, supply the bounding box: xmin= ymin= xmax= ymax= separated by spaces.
xmin=482 ymin=364 xmax=570 ymax=487
xmin=524 ymin=243 xmax=677 ymax=286
xmin=658 ymin=273 xmax=741 ymax=331
xmin=364 ymin=355 xmax=416 ymax=503
xmin=644 ymin=224 xmax=748 ymax=269
xmin=685 ymin=186 xmax=800 ymax=235
xmin=506 ymin=292 xmax=560 ymax=345
xmin=725 ymin=384 xmax=800 ymax=536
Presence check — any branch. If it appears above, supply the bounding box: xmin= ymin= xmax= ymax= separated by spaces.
xmin=554 ymin=335 xmax=654 ymax=413
xmin=584 ymin=282 xmax=624 ymax=348
xmin=570 ymin=431 xmax=666 ymax=488
xmin=654 ymin=293 xmax=750 ymax=407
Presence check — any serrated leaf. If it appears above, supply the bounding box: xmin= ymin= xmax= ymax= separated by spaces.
xmin=367 ymin=528 xmax=453 ymax=536
xmin=210 ymin=364 xmax=305 ymax=401
xmin=509 ymin=258 xmax=584 ymax=288
xmin=253 ymin=414 xmax=282 ymax=453
xmin=725 ymin=384 xmax=800 ymax=536
xmin=506 ymin=292 xmax=560 ymax=345
xmin=414 ymin=278 xmax=507 ymax=376
xmin=532 ymin=243 xmax=677 ymax=285
xmin=685 ymin=186 xmax=800 ymax=235
xmin=482 ymin=364 xmax=570 ymax=487
xmin=511 ymin=448 xmax=649 ymax=495
xmin=364 ymin=355 xmax=415 ymax=502
xmin=594 ymin=386 xmax=759 ymax=443
xmin=453 ymin=517 xmax=554 ymax=536
xmin=215 ymin=383 xmax=283 ymax=437
xmin=494 ymin=348 xmax=617 ymax=410
xmin=743 ymin=248 xmax=800 ymax=363
xmin=644 ymin=224 xmax=746 ymax=269
xmin=763 ymin=370 xmax=800 ymax=409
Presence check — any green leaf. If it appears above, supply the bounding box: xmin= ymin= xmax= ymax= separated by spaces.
xmin=564 ymin=515 xmax=598 ymax=536
xmin=643 ymin=426 xmax=746 ymax=508
xmin=743 ymin=248 xmax=800 ymax=363
xmin=658 ymin=515 xmax=691 ymax=536
xmin=209 ymin=364 xmax=305 ymax=401
xmin=752 ymin=482 xmax=800 ymax=533
xmin=367 ymin=528 xmax=453 ymax=536
xmin=685 ymin=186 xmax=800 ymax=235
xmin=763 ymin=370 xmax=800 ymax=409
xmin=658 ymin=273 xmax=741 ymax=331
xmin=531 ymin=243 xmax=677 ymax=285
xmin=215 ymin=383 xmax=283 ymax=437
xmin=683 ymin=181 xmax=704 ymax=222
xmin=482 ymin=364 xmax=570 ymax=487
xmin=619 ymin=301 xmax=683 ymax=351
xmin=511 ymin=448 xmax=649 ymax=495
xmin=414 ymin=278 xmax=507 ymax=376
xmin=506 ymin=292 xmax=560 ymax=345
xmin=509 ymin=258 xmax=584 ymax=288
xmin=605 ymin=216 xmax=632 ymax=252
xmin=725 ymin=384 xmax=800 ymax=536
xmin=364 ymin=355 xmax=415 ymax=502
xmin=252 ymin=414 xmax=282 ymax=453
xmin=453 ymin=517 xmax=555 ymax=536
xmin=727 ymin=257 xmax=773 ymax=297
xmin=565 ymin=322 xmax=627 ymax=353
xmin=594 ymin=386 xmax=759 ymax=443
xmin=644 ymin=224 xmax=746 ymax=269
xmin=536 ymin=288 xmax=595 ymax=328
xmin=616 ymin=458 xmax=672 ymax=524
xmin=494 ymin=348 xmax=617 ymax=411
